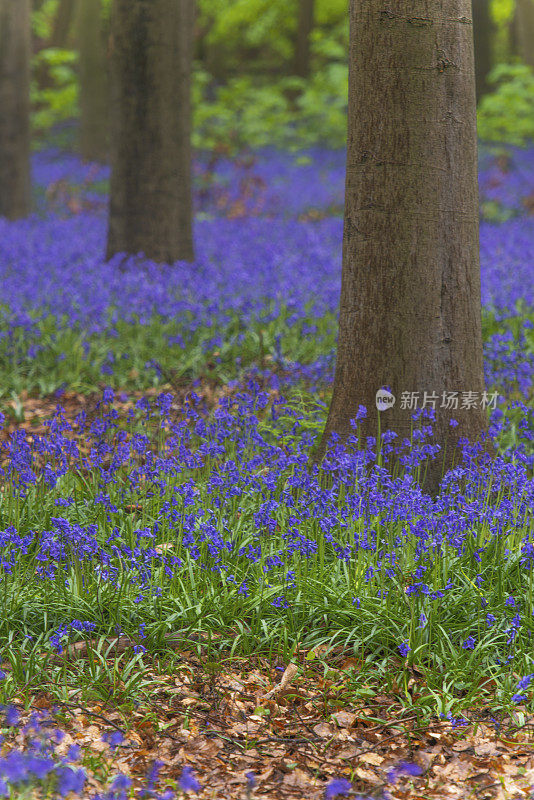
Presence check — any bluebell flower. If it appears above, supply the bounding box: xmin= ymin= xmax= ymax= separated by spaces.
xmin=102 ymin=730 xmax=124 ymax=751
xmin=179 ymin=766 xmax=201 ymax=792
xmin=387 ymin=761 xmax=423 ymax=784
xmin=325 ymin=777 xmax=352 ymax=798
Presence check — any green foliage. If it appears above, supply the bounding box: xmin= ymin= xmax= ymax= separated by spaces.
xmin=480 ymin=199 xmax=516 ymax=223
xmin=197 ymin=0 xmax=347 ymax=74
xmin=31 ymin=0 xmax=59 ymax=39
xmin=32 ymin=48 xmax=79 ymax=135
xmin=202 ymin=0 xmax=295 ymax=63
xmin=478 ymin=64 xmax=534 ymax=145
xmin=0 ymin=368 xmax=532 ymax=722
xmin=491 ymin=0 xmax=516 ymax=24
xmin=193 ymin=67 xmax=347 ymax=152
xmin=0 ymin=302 xmax=338 ymax=401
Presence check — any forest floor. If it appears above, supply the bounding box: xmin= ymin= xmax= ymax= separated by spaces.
xmin=4 ymin=649 xmax=534 ymax=800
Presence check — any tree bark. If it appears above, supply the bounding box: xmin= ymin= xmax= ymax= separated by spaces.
xmin=49 ymin=0 xmax=77 ymax=47
xmin=317 ymin=0 xmax=488 ymax=494
xmin=106 ymin=0 xmax=195 ymax=264
xmin=516 ymin=0 xmax=534 ymax=68
xmin=294 ymin=0 xmax=314 ymax=78
xmin=472 ymin=0 xmax=493 ymax=101
xmin=0 ymin=0 xmax=31 ymax=219
xmin=78 ymin=0 xmax=109 ymax=162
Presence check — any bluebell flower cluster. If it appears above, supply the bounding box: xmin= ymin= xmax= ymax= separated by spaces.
xmin=0 ymin=706 xmax=86 ymax=798
xmin=512 ymin=673 xmax=534 ymax=704
xmin=0 ymin=704 xmax=201 ymax=799
xmin=0 ymin=383 xmax=532 ymax=683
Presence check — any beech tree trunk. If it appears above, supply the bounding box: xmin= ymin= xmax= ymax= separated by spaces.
xmin=317 ymin=1 xmax=488 ymax=494
xmin=78 ymin=0 xmax=109 ymax=162
xmin=516 ymin=0 xmax=534 ymax=68
xmin=294 ymin=0 xmax=314 ymax=78
xmin=472 ymin=0 xmax=493 ymax=100
xmin=0 ymin=0 xmax=31 ymax=219
xmin=106 ymin=0 xmax=194 ymax=264
xmin=49 ymin=0 xmax=77 ymax=47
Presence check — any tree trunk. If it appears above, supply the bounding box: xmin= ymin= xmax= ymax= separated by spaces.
xmin=106 ymin=0 xmax=195 ymax=264
xmin=508 ymin=3 xmax=519 ymax=60
xmin=472 ymin=0 xmax=493 ymax=101
xmin=516 ymin=0 xmax=534 ymax=68
xmin=317 ymin=0 xmax=488 ymax=494
xmin=78 ymin=0 xmax=109 ymax=162
xmin=49 ymin=0 xmax=77 ymax=47
xmin=0 ymin=0 xmax=31 ymax=219
xmin=294 ymin=0 xmax=314 ymax=78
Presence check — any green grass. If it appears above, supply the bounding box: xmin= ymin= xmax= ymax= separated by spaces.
xmin=0 ymin=304 xmax=338 ymax=403
xmin=0 ymin=303 xmax=533 ymax=409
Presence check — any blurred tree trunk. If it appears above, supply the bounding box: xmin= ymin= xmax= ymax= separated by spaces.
xmin=317 ymin=0 xmax=487 ymax=495
xmin=78 ymin=0 xmax=108 ymax=162
xmin=508 ymin=3 xmax=519 ymax=59
xmin=0 ymin=0 xmax=31 ymax=219
xmin=516 ymin=0 xmax=534 ymax=68
xmin=106 ymin=0 xmax=194 ymax=264
xmin=472 ymin=0 xmax=493 ymax=100
xmin=294 ymin=0 xmax=314 ymax=78
xmin=49 ymin=0 xmax=76 ymax=47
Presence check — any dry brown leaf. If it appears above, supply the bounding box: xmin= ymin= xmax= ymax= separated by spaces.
xmin=313 ymin=722 xmax=333 ymax=738
xmin=282 ymin=768 xmax=312 ymax=789
xmin=360 ymin=752 xmax=385 ymax=766
xmin=355 ymin=766 xmax=381 ymax=783
xmin=337 ymin=745 xmax=360 ymax=759
xmin=339 ymin=657 xmax=361 ymax=671
xmin=474 ymin=741 xmax=501 ymax=757
xmin=332 ymin=710 xmax=358 ymax=728
xmin=280 ymin=662 xmax=299 ymax=690
xmin=261 ymin=662 xmax=299 ymax=699
xmin=452 ymin=740 xmax=472 ymax=752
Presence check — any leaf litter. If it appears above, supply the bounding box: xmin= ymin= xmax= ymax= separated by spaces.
xmin=3 ymin=645 xmax=534 ymax=799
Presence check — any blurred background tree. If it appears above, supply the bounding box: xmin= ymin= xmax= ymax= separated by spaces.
xmin=0 ymin=0 xmax=32 ymax=219
xmin=473 ymin=0 xmax=494 ymax=100
xmin=516 ymin=0 xmax=534 ymax=68
xmin=77 ymin=0 xmax=108 ymax=162
xmin=106 ymin=0 xmax=195 ymax=264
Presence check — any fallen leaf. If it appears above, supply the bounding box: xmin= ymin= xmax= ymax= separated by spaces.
xmin=355 ymin=766 xmax=381 ymax=783
xmin=332 ymin=710 xmax=357 ymax=728
xmin=474 ymin=741 xmax=501 ymax=757
xmin=313 ymin=723 xmax=333 ymax=738
xmin=282 ymin=768 xmax=312 ymax=789
xmin=360 ymin=752 xmax=384 ymax=766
